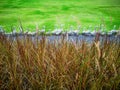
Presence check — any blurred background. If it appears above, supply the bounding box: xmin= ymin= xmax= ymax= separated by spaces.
xmin=0 ymin=0 xmax=120 ymax=32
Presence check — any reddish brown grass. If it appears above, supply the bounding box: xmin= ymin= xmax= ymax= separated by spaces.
xmin=0 ymin=34 xmax=120 ymax=90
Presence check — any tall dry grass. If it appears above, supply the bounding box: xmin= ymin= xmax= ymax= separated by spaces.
xmin=0 ymin=34 xmax=120 ymax=90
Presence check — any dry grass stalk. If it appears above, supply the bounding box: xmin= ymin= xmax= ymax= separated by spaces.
xmin=0 ymin=34 xmax=120 ymax=89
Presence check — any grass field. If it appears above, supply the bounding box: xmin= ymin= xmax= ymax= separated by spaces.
xmin=0 ymin=0 xmax=120 ymax=32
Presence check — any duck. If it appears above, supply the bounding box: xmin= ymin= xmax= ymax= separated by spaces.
xmin=46 ymin=30 xmax=51 ymax=35
xmin=108 ymin=25 xmax=118 ymax=35
xmin=52 ymin=25 xmax=63 ymax=35
xmin=0 ymin=26 xmax=5 ymax=34
xmin=72 ymin=25 xmax=81 ymax=35
xmin=98 ymin=25 xmax=105 ymax=36
xmin=91 ymin=30 xmax=96 ymax=36
xmin=52 ymin=29 xmax=62 ymax=35
xmin=27 ymin=31 xmax=36 ymax=35
xmin=5 ymin=32 xmax=12 ymax=35
xmin=39 ymin=25 xmax=46 ymax=34
xmin=67 ymin=25 xmax=79 ymax=35
xmin=12 ymin=26 xmax=17 ymax=35
xmin=23 ymin=28 xmax=32 ymax=35
xmin=82 ymin=26 xmax=91 ymax=36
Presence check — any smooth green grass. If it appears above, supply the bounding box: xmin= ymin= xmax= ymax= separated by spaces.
xmin=0 ymin=0 xmax=120 ymax=32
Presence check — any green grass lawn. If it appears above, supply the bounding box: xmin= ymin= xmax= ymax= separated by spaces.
xmin=0 ymin=0 xmax=120 ymax=32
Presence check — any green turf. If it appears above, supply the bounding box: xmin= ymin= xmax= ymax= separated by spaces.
xmin=0 ymin=0 xmax=120 ymax=32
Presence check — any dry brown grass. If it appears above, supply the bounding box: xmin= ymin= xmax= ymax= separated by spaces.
xmin=0 ymin=34 xmax=120 ymax=90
